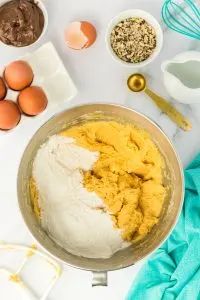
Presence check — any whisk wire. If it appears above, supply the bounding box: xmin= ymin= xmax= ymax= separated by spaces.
xmin=172 ymin=1 xmax=200 ymax=30
xmin=162 ymin=0 xmax=200 ymax=40
xmin=186 ymin=0 xmax=200 ymax=18
xmin=163 ymin=3 xmax=200 ymax=37
xmin=169 ymin=3 xmax=198 ymax=34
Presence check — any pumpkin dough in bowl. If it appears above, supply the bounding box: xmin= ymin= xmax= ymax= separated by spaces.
xmin=30 ymin=120 xmax=167 ymax=258
xmin=61 ymin=121 xmax=166 ymax=241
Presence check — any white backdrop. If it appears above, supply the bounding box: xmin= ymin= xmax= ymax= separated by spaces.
xmin=0 ymin=0 xmax=200 ymax=299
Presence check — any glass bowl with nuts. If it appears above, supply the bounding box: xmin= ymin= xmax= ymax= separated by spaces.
xmin=106 ymin=10 xmax=163 ymax=67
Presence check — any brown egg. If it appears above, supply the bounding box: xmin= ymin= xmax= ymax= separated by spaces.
xmin=4 ymin=60 xmax=34 ymax=91
xmin=18 ymin=86 xmax=48 ymax=116
xmin=65 ymin=21 xmax=97 ymax=50
xmin=0 ymin=100 xmax=21 ymax=130
xmin=0 ymin=77 xmax=7 ymax=100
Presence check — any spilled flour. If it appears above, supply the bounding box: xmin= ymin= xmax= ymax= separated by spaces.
xmin=32 ymin=135 xmax=128 ymax=258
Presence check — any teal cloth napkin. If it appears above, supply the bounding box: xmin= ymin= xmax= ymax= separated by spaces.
xmin=127 ymin=154 xmax=200 ymax=300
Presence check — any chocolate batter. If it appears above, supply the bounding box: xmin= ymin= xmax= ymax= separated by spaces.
xmin=0 ymin=0 xmax=45 ymax=47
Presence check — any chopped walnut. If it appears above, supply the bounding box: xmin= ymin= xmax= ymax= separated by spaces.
xmin=110 ymin=17 xmax=156 ymax=63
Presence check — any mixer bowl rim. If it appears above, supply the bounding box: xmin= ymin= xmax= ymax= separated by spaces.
xmin=17 ymin=102 xmax=184 ymax=272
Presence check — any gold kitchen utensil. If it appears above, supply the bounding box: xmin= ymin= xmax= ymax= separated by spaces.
xmin=127 ymin=73 xmax=192 ymax=131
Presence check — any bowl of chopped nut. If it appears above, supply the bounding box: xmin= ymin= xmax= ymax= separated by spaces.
xmin=106 ymin=9 xmax=163 ymax=67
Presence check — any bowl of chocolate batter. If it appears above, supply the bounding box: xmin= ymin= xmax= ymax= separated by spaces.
xmin=0 ymin=0 xmax=48 ymax=47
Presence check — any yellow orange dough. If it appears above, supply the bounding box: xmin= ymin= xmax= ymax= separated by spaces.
xmin=60 ymin=121 xmax=166 ymax=242
xmin=29 ymin=177 xmax=41 ymax=219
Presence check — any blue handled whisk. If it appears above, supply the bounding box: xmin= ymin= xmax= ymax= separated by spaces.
xmin=162 ymin=0 xmax=200 ymax=40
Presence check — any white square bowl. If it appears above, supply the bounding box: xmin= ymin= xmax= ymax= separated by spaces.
xmin=0 ymin=42 xmax=77 ymax=135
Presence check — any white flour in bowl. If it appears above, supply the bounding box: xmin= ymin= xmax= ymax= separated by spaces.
xmin=33 ymin=135 xmax=128 ymax=258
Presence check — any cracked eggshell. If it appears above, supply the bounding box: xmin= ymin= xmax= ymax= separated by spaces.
xmin=64 ymin=21 xmax=97 ymax=50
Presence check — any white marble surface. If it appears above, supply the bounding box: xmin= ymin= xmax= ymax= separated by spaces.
xmin=0 ymin=0 xmax=200 ymax=299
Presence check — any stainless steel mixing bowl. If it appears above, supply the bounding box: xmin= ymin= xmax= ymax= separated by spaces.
xmin=17 ymin=104 xmax=184 ymax=285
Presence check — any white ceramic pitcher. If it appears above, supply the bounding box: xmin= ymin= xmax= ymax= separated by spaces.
xmin=161 ymin=51 xmax=200 ymax=104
